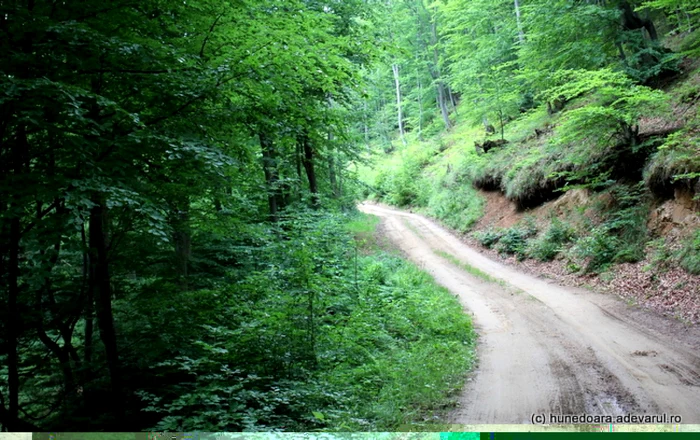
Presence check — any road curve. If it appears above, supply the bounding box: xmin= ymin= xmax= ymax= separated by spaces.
xmin=359 ymin=202 xmax=700 ymax=425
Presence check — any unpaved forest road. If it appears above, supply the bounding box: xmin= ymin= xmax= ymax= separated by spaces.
xmin=359 ymin=203 xmax=700 ymax=424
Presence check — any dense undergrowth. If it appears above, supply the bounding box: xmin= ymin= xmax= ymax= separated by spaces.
xmin=126 ymin=212 xmax=475 ymax=431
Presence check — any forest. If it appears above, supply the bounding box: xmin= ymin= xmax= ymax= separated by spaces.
xmin=1 ymin=0 xmax=699 ymax=433
xmin=360 ymin=0 xmax=700 ymax=309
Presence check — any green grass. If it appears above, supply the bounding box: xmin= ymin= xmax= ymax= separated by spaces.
xmin=679 ymin=229 xmax=700 ymax=275
xmin=434 ymin=249 xmax=504 ymax=286
xmin=318 ymin=213 xmax=478 ymax=430
xmin=433 ymin=249 xmax=532 ymax=300
xmin=345 ymin=212 xmax=381 ymax=249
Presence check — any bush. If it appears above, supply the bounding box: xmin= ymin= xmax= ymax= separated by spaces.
xmin=420 ymin=171 xmax=485 ymax=233
xmin=375 ymin=164 xmax=420 ymax=207
xmin=496 ymin=220 xmax=538 ymax=260
xmin=570 ymin=226 xmax=621 ymax=273
xmin=528 ymin=218 xmax=576 ymax=262
xmin=473 ymin=228 xmax=503 ymax=248
xmin=605 ymin=185 xmax=650 ymax=264
xmin=679 ymin=229 xmax=700 ymax=275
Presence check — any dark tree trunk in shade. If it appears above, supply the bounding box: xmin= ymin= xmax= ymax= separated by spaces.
xmin=259 ymin=131 xmax=279 ymax=221
xmin=88 ymin=200 xmax=124 ymax=424
xmin=301 ymin=133 xmax=319 ymax=208
xmin=83 ymin=222 xmax=94 ymax=365
xmin=619 ymin=0 xmax=658 ymax=40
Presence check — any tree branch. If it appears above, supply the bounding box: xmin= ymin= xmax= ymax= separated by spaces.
xmin=200 ymin=12 xmax=225 ymax=59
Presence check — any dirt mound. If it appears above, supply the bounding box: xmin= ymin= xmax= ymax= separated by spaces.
xmin=474 ymin=191 xmax=522 ymax=230
xmin=648 ymin=188 xmax=700 ymax=237
xmin=474 ymin=188 xmax=595 ymax=231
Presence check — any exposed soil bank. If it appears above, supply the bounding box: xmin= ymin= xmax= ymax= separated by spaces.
xmin=470 ymin=189 xmax=700 ymax=325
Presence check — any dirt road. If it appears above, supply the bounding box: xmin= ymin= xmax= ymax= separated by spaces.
xmin=359 ymin=203 xmax=700 ymax=425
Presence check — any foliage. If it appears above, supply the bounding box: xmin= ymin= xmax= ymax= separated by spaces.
xmin=416 ymin=155 xmax=486 ymax=232
xmin=375 ymin=161 xmax=423 ymax=206
xmin=548 ymin=69 xmax=667 ymax=160
xmin=570 ymin=226 xmax=624 ymax=273
xmin=5 ymin=0 xmax=700 ymax=431
xmin=0 ymin=0 xmax=416 ymax=431
xmin=679 ymin=229 xmax=700 ymax=275
xmin=494 ymin=219 xmax=538 ymax=260
xmin=641 ymin=0 xmax=700 ymax=56
xmin=131 ymin=212 xmax=476 ymax=431
xmin=346 ymin=213 xmax=382 ymax=248
xmin=473 ymin=229 xmax=504 ymax=249
xmin=644 ymin=120 xmax=700 ymax=196
xmin=527 ymin=218 xmax=577 ymax=262
xmin=569 ymin=185 xmax=650 ymax=272
xmin=440 ymin=0 xmax=521 ymax=132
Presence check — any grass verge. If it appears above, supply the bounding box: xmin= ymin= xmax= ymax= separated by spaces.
xmin=321 ymin=212 xmax=477 ymax=430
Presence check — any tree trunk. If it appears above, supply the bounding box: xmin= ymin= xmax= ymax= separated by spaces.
xmin=514 ymin=0 xmax=525 ymax=44
xmin=430 ymin=20 xmax=452 ymax=129
xmin=338 ymin=166 xmax=343 ymax=199
xmin=5 ymin=125 xmax=29 ymax=431
xmin=447 ymin=84 xmax=458 ymax=115
xmin=391 ymin=63 xmax=406 ymax=144
xmin=328 ymin=132 xmax=339 ymax=198
xmin=259 ymin=131 xmax=279 ymax=221
xmin=300 ymin=133 xmax=319 ymax=208
xmin=7 ymin=215 xmax=20 ymax=430
xmin=619 ymin=1 xmax=658 ymax=40
xmin=88 ymin=200 xmax=124 ymax=424
xmin=417 ymin=79 xmax=424 ymax=140
xmin=498 ymin=109 xmax=505 ymax=141
xmin=328 ymin=154 xmax=338 ymax=198
xmin=363 ymin=101 xmax=370 ymax=145
xmin=436 ymin=81 xmax=452 ymax=128
xmin=483 ymin=116 xmax=495 ymax=134
xmin=82 ymin=222 xmax=93 ymax=365
xmin=295 ymin=142 xmax=303 ymax=183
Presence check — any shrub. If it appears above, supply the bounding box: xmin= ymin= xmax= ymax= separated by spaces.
xmin=570 ymin=226 xmax=621 ymax=273
xmin=473 ymin=228 xmax=503 ymax=248
xmin=420 ymin=171 xmax=485 ymax=233
xmin=605 ymin=185 xmax=650 ymax=264
xmin=134 ymin=213 xmax=477 ymax=432
xmin=679 ymin=229 xmax=700 ymax=275
xmin=496 ymin=220 xmax=538 ymax=260
xmin=528 ymin=218 xmax=577 ymax=262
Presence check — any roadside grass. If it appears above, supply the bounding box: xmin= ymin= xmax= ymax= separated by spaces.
xmin=327 ymin=212 xmax=477 ymax=430
xmin=345 ymin=212 xmax=381 ymax=251
xmin=679 ymin=229 xmax=700 ymax=275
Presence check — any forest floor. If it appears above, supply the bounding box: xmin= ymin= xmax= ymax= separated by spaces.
xmin=359 ymin=202 xmax=700 ymax=425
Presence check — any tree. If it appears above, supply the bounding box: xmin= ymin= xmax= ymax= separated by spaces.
xmin=0 ymin=0 xmax=372 ymax=430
